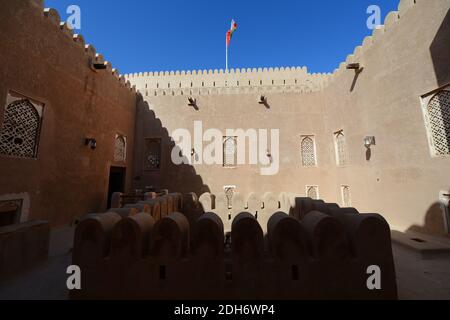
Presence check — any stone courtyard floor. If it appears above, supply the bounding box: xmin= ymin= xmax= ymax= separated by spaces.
xmin=393 ymin=240 xmax=450 ymax=299
xmin=0 ymin=226 xmax=74 ymax=300
xmin=0 ymin=227 xmax=449 ymax=300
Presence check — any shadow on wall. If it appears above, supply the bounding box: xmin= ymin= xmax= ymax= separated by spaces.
xmin=407 ymin=201 xmax=450 ymax=238
xmin=350 ymin=68 xmax=364 ymax=93
xmin=133 ymin=95 xmax=210 ymax=197
xmin=430 ymin=8 xmax=450 ymax=86
xmin=365 ymin=147 xmax=372 ymax=161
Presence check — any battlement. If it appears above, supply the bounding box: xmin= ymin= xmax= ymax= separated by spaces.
xmin=32 ymin=0 xmax=427 ymax=97
xmin=327 ymin=0 xmax=421 ymax=84
xmin=123 ymin=0 xmax=425 ymax=96
xmin=25 ymin=0 xmax=137 ymax=94
xmin=125 ymin=66 xmax=330 ymax=96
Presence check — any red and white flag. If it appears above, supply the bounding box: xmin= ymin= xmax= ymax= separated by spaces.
xmin=226 ymin=19 xmax=238 ymax=46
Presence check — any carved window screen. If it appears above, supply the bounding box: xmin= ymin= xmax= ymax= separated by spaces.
xmin=114 ymin=135 xmax=126 ymax=162
xmin=144 ymin=138 xmax=161 ymax=171
xmin=341 ymin=185 xmax=351 ymax=207
xmin=306 ymin=185 xmax=319 ymax=200
xmin=335 ymin=131 xmax=347 ymax=166
xmin=223 ymin=136 xmax=237 ymax=167
xmin=0 ymin=93 xmax=44 ymax=159
xmin=426 ymin=90 xmax=450 ymax=156
xmin=301 ymin=136 xmax=316 ymax=166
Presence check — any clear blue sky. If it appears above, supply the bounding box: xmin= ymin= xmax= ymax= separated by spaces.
xmin=45 ymin=0 xmax=398 ymax=74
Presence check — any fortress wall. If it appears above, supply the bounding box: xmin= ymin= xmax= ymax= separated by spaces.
xmin=322 ymin=0 xmax=450 ymax=234
xmin=0 ymin=0 xmax=137 ymax=226
xmin=125 ymin=67 xmax=329 ymax=95
xmin=1 ymin=0 xmax=447 ymax=236
xmin=133 ymin=91 xmax=335 ymax=197
xmin=131 ymin=0 xmax=450 ymax=236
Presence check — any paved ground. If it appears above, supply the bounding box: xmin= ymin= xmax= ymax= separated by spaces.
xmin=394 ymin=244 xmax=450 ymax=300
xmin=0 ymin=227 xmax=450 ymax=300
xmin=0 ymin=226 xmax=73 ymax=300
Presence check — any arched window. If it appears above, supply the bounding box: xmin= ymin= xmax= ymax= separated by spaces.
xmin=224 ymin=186 xmax=236 ymax=209
xmin=0 ymin=96 xmax=43 ymax=159
xmin=341 ymin=185 xmax=351 ymax=207
xmin=114 ymin=135 xmax=126 ymax=162
xmin=301 ymin=136 xmax=316 ymax=166
xmin=426 ymin=90 xmax=450 ymax=156
xmin=335 ymin=131 xmax=347 ymax=166
xmin=306 ymin=185 xmax=319 ymax=200
xmin=223 ymin=136 xmax=237 ymax=167
xmin=144 ymin=138 xmax=161 ymax=171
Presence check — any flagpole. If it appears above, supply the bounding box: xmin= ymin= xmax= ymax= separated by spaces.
xmin=226 ymin=42 xmax=228 ymax=72
xmin=226 ymin=19 xmax=237 ymax=73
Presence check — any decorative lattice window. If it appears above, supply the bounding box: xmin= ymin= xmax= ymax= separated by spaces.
xmin=114 ymin=135 xmax=126 ymax=162
xmin=335 ymin=131 xmax=347 ymax=166
xmin=301 ymin=136 xmax=317 ymax=166
xmin=223 ymin=136 xmax=237 ymax=167
xmin=306 ymin=185 xmax=319 ymax=200
xmin=144 ymin=138 xmax=161 ymax=171
xmin=425 ymin=90 xmax=450 ymax=156
xmin=0 ymin=93 xmax=44 ymax=159
xmin=341 ymin=185 xmax=351 ymax=207
xmin=224 ymin=185 xmax=236 ymax=209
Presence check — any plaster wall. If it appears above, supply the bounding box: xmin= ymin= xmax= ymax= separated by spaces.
xmin=0 ymin=0 xmax=137 ymax=226
xmin=322 ymin=0 xmax=450 ymax=234
xmin=128 ymin=0 xmax=450 ymax=235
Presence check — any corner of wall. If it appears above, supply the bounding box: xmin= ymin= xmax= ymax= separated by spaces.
xmin=40 ymin=6 xmax=137 ymax=95
xmin=325 ymin=0 xmax=420 ymax=88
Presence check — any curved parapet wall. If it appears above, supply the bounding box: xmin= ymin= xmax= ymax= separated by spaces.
xmin=72 ymin=193 xmax=397 ymax=300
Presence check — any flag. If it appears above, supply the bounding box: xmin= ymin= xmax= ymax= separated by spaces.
xmin=226 ymin=19 xmax=238 ymax=46
xmin=230 ymin=19 xmax=237 ymax=33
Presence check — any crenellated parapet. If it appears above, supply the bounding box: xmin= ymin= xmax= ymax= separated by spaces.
xmin=34 ymin=3 xmax=137 ymax=94
xmin=31 ymin=0 xmax=431 ymax=96
xmin=123 ymin=0 xmax=426 ymax=96
xmin=125 ymin=67 xmax=330 ymax=97
xmin=326 ymin=0 xmax=424 ymax=85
